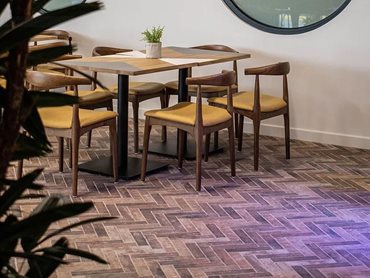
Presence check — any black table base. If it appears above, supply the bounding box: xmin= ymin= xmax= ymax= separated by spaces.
xmin=143 ymin=139 xmax=224 ymax=160
xmin=78 ymin=157 xmax=168 ymax=179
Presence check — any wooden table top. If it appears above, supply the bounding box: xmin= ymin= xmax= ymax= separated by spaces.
xmin=59 ymin=46 xmax=251 ymax=76
xmin=30 ymin=35 xmax=58 ymax=42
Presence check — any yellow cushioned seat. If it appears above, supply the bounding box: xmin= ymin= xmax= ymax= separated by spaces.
xmin=145 ymin=102 xmax=231 ymax=127
xmin=165 ymin=80 xmax=237 ymax=95
xmin=65 ymin=89 xmax=113 ymax=105
xmin=109 ymin=82 xmax=165 ymax=96
xmin=38 ymin=106 xmax=117 ymax=129
xmin=0 ymin=78 xmax=6 ymax=87
xmin=209 ymin=91 xmax=287 ymax=113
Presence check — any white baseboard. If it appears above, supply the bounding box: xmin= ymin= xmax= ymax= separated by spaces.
xmin=242 ymin=122 xmax=370 ymax=150
xmin=130 ymin=105 xmax=370 ymax=150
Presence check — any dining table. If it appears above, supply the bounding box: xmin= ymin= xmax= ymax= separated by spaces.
xmin=59 ymin=46 xmax=251 ymax=179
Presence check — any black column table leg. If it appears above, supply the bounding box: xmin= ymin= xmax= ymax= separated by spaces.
xmin=78 ymin=74 xmax=168 ymax=179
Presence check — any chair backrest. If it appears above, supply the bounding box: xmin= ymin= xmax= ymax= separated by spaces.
xmin=39 ymin=30 xmax=72 ymax=47
xmin=191 ymin=44 xmax=239 ymax=86
xmin=244 ymin=62 xmax=290 ymax=111
xmin=91 ymin=46 xmax=132 ymax=90
xmin=92 ymin=46 xmax=132 ymax=56
xmin=186 ymin=70 xmax=236 ymax=127
xmin=26 ymin=70 xmax=91 ymax=130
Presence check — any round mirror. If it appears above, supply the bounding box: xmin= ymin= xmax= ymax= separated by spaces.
xmin=223 ymin=0 xmax=351 ymax=34
xmin=41 ymin=0 xmax=86 ymax=13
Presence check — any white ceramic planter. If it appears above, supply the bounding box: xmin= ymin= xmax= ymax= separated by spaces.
xmin=146 ymin=42 xmax=162 ymax=59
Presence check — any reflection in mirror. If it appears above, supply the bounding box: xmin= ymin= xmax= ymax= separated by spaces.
xmin=42 ymin=0 xmax=85 ymax=12
xmin=223 ymin=0 xmax=351 ymax=34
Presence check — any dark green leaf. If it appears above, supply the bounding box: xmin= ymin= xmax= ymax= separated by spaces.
xmin=0 ymin=201 xmax=94 ymax=244
xmin=0 ymin=169 xmax=43 ymax=216
xmin=53 ymin=62 xmax=108 ymax=91
xmin=27 ymin=45 xmax=73 ymax=67
xmin=11 ymin=132 xmax=51 ymax=161
xmin=0 ymin=2 xmax=103 ymax=54
xmin=32 ymin=0 xmax=52 ymax=15
xmin=39 ymin=216 xmax=116 ymax=244
xmin=38 ymin=246 xmax=108 ymax=264
xmin=21 ymin=99 xmax=49 ymax=148
xmin=29 ymin=91 xmax=79 ymax=107
xmin=27 ymin=237 xmax=69 ymax=278
xmin=0 ymin=215 xmax=18 ymax=267
xmin=21 ymin=196 xmax=65 ymax=252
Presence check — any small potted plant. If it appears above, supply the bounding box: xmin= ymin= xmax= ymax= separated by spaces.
xmin=142 ymin=25 xmax=164 ymax=59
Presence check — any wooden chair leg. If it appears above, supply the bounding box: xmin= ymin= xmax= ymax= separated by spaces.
xmin=234 ymin=113 xmax=239 ymax=138
xmin=141 ymin=118 xmax=152 ymax=181
xmin=109 ymin=121 xmax=118 ymax=182
xmin=238 ymin=115 xmax=244 ymax=151
xmin=17 ymin=160 xmax=23 ymax=179
xmin=178 ymin=129 xmax=185 ymax=169
xmin=195 ymin=131 xmax=203 ymax=191
xmin=253 ymin=118 xmax=261 ymax=171
xmin=132 ymin=100 xmax=139 ymax=153
xmin=87 ymin=130 xmax=92 ymax=147
xmin=160 ymin=94 xmax=167 ymax=142
xmin=68 ymin=138 xmax=72 ymax=168
xmin=71 ymin=133 xmax=80 ymax=197
xmin=228 ymin=125 xmax=236 ymax=176
xmin=214 ymin=131 xmax=219 ymax=150
xmin=204 ymin=134 xmax=210 ymax=162
xmin=284 ymin=112 xmax=290 ymax=159
xmin=58 ymin=137 xmax=64 ymax=172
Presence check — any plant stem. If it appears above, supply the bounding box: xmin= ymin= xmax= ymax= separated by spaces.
xmin=0 ymin=0 xmax=32 ymax=179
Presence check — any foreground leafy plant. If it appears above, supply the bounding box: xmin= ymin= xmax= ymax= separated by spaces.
xmin=0 ymin=0 xmax=115 ymax=277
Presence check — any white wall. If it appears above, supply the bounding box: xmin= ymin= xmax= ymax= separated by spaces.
xmin=58 ymin=0 xmax=370 ymax=149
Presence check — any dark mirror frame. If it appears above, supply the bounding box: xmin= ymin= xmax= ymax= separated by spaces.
xmin=222 ymin=0 xmax=351 ymax=35
xmin=40 ymin=0 xmax=86 ymax=13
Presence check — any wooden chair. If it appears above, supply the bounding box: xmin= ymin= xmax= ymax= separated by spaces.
xmin=165 ymin=44 xmax=240 ymax=140
xmin=141 ymin=71 xmax=236 ymax=191
xmin=24 ymin=70 xmax=118 ymax=196
xmin=90 ymin=46 xmax=168 ymax=153
xmin=36 ymin=29 xmax=73 ymax=50
xmin=208 ymin=62 xmax=291 ymax=171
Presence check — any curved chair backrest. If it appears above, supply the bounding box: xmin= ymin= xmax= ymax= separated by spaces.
xmin=244 ymin=62 xmax=290 ymax=107
xmin=189 ymin=44 xmax=239 ymax=86
xmin=92 ymin=46 xmax=132 ymax=56
xmin=244 ymin=62 xmax=290 ymax=76
xmin=40 ymin=30 xmax=72 ymax=45
xmin=26 ymin=70 xmax=90 ymax=91
xmin=186 ymin=70 xmax=236 ymax=126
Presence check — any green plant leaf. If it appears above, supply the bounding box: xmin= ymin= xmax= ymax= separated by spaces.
xmin=32 ymin=0 xmax=53 ymax=15
xmin=21 ymin=103 xmax=49 ymax=148
xmin=0 ymin=2 xmax=103 ymax=54
xmin=29 ymin=91 xmax=79 ymax=107
xmin=0 ymin=169 xmax=43 ymax=217
xmin=11 ymin=132 xmax=51 ymax=161
xmin=39 ymin=216 xmax=115 ymax=245
xmin=0 ymin=215 xmax=18 ymax=267
xmin=26 ymin=237 xmax=69 ymax=278
xmin=21 ymin=196 xmax=65 ymax=252
xmin=27 ymin=45 xmax=73 ymax=67
xmin=37 ymin=245 xmax=108 ymax=264
xmin=0 ymin=201 xmax=94 ymax=245
xmin=52 ymin=61 xmax=108 ymax=91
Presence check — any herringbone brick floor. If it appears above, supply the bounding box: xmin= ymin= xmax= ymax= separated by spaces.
xmin=9 ymin=123 xmax=370 ymax=277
